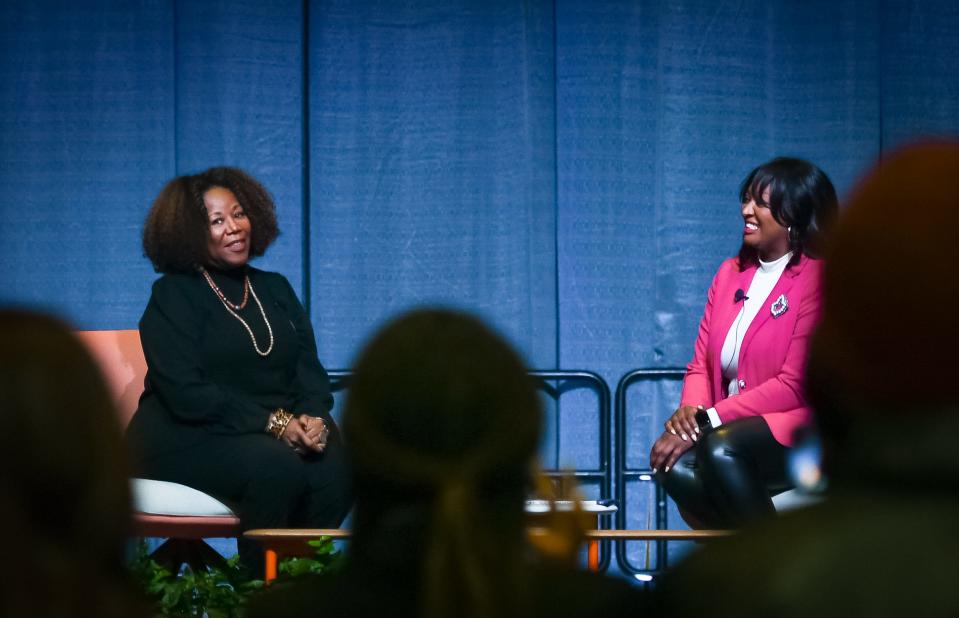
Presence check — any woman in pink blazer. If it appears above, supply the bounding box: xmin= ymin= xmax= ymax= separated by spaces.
xmin=649 ymin=158 xmax=838 ymax=527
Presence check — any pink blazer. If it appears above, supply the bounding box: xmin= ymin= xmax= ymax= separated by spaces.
xmin=680 ymin=254 xmax=823 ymax=447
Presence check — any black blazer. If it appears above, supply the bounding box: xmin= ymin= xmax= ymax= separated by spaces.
xmin=126 ymin=267 xmax=334 ymax=461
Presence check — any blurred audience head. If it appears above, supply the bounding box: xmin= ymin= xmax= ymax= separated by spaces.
xmin=808 ymin=141 xmax=959 ymax=448
xmin=0 ymin=310 xmax=135 ymax=616
xmin=343 ymin=308 xmax=542 ymax=617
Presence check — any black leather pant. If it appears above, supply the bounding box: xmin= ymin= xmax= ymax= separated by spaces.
xmin=657 ymin=416 xmax=791 ymax=528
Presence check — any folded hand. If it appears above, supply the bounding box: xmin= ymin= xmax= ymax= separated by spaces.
xmin=281 ymin=415 xmax=329 ymax=455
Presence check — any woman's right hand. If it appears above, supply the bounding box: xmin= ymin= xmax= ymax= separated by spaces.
xmin=280 ymin=417 xmax=326 ymax=455
xmin=650 ymin=430 xmax=694 ymax=473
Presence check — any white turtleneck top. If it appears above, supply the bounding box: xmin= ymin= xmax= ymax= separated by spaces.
xmin=706 ymin=251 xmax=792 ymax=427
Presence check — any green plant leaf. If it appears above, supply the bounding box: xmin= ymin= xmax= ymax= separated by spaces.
xmin=129 ymin=538 xmax=340 ymax=616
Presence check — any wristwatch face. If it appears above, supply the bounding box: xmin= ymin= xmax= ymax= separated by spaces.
xmin=695 ymin=409 xmax=710 ymax=429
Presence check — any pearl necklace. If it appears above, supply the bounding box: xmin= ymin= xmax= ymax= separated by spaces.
xmin=201 ymin=268 xmax=250 ymax=310
xmin=200 ymin=268 xmax=274 ymax=357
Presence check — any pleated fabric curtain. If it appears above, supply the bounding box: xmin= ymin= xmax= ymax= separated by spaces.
xmin=306 ymin=0 xmax=558 ymax=368
xmin=5 ymin=0 xmax=957 ymax=374
xmin=173 ymin=0 xmax=309 ymax=297
xmin=0 ymin=1 xmax=174 ymax=326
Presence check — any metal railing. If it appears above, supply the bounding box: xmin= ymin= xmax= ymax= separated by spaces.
xmin=614 ymin=367 xmax=686 ymax=576
xmin=531 ymin=370 xmax=613 ymax=572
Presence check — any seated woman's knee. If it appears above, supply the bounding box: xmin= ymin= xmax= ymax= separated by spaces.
xmin=699 ymin=426 xmax=736 ymax=464
xmin=657 ymin=449 xmax=697 ymax=489
xmin=246 ymin=442 xmax=309 ymax=491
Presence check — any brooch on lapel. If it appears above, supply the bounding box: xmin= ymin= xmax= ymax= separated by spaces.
xmin=770 ymin=294 xmax=788 ymax=318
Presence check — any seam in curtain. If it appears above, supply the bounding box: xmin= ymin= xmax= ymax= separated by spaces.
xmin=878 ymin=0 xmax=885 ymax=161
xmin=301 ymin=0 xmax=312 ymax=313
xmin=551 ymin=0 xmax=561 ymax=372
xmin=172 ymin=0 xmax=179 ymax=175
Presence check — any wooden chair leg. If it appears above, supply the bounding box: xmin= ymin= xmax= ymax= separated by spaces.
xmin=264 ymin=549 xmax=279 ymax=583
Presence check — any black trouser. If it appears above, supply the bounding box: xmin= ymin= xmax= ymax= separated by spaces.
xmin=139 ymin=431 xmax=352 ymax=574
xmin=657 ymin=416 xmax=791 ymax=528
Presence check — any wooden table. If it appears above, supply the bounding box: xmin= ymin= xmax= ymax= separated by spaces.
xmin=244 ymin=528 xmax=350 ymax=581
xmin=525 ymin=499 xmax=617 ymax=571
xmin=245 ymin=525 xmax=733 ymax=583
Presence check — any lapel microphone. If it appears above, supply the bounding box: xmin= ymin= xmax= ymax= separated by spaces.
xmin=724 ymin=289 xmax=750 ymax=375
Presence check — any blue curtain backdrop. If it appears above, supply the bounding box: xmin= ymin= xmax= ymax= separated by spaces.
xmin=3 ymin=0 xmax=959 ymax=571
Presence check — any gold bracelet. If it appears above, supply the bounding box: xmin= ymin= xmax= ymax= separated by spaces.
xmin=266 ymin=409 xmax=294 ymax=439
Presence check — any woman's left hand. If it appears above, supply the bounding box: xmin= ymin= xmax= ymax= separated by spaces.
xmin=665 ymin=405 xmax=703 ymax=442
xmin=299 ymin=415 xmax=330 ymax=451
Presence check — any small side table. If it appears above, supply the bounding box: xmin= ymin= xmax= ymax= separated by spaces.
xmin=246 ymin=499 xmax=618 ymax=583
xmin=525 ymin=499 xmax=617 ymax=570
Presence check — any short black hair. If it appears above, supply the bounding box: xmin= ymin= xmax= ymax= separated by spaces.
xmin=142 ymin=167 xmax=279 ymax=273
xmin=737 ymin=157 xmax=838 ymax=269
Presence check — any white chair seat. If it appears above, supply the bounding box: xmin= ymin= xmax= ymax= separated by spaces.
xmin=132 ymin=478 xmax=237 ymax=517
xmin=524 ymin=499 xmax=618 ymax=514
xmin=772 ymin=488 xmax=824 ymax=512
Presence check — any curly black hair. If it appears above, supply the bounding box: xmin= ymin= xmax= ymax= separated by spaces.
xmin=142 ymin=167 xmax=279 ymax=273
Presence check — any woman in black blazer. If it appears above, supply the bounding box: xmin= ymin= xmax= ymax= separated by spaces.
xmin=127 ymin=167 xmax=351 ymax=573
